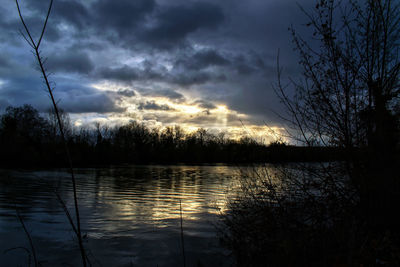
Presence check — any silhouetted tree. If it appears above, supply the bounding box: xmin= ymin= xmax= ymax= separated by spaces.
xmin=0 ymin=105 xmax=50 ymax=164
xmin=221 ymin=0 xmax=400 ymax=266
xmin=278 ymin=0 xmax=400 ymax=231
xmin=46 ymin=107 xmax=72 ymax=141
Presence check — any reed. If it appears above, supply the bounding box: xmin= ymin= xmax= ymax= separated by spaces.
xmin=15 ymin=1 xmax=87 ymax=266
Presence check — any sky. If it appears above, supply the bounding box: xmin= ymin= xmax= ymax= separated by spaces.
xmin=0 ymin=0 xmax=314 ymax=142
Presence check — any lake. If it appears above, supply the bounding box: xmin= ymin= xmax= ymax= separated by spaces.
xmin=0 ymin=165 xmax=243 ymax=267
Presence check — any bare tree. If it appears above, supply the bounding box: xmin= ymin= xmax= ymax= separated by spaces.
xmin=278 ymin=0 xmax=399 ymax=148
xmin=15 ymin=1 xmax=87 ymax=266
xmin=277 ymin=0 xmax=400 ymax=227
xmin=47 ymin=107 xmax=72 ymax=140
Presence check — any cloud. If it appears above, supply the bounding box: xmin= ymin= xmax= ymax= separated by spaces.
xmin=139 ymin=104 xmax=248 ymax=129
xmin=142 ymin=89 xmax=185 ymax=101
xmin=94 ymin=0 xmax=156 ymax=37
xmin=97 ymin=65 xmax=164 ymax=83
xmin=141 ymin=2 xmax=224 ymax=48
xmin=96 ymin=59 xmax=228 ymax=87
xmin=53 ymin=0 xmax=90 ymax=29
xmin=25 ymin=0 xmax=90 ymax=30
xmin=0 ymin=76 xmax=49 ymax=109
xmin=137 ymin=100 xmax=175 ymax=111
xmin=193 ymin=100 xmax=216 ymax=109
xmin=117 ymin=89 xmax=136 ymax=97
xmin=47 ymin=51 xmax=94 ymax=74
xmin=1 ymin=0 xmax=315 ymax=131
xmin=98 ymin=65 xmax=140 ymax=82
xmin=14 ymin=16 xmax=61 ymax=43
xmin=0 ymin=54 xmax=11 ymax=69
xmin=22 ymin=0 xmax=157 ymax=46
xmin=232 ymin=55 xmax=258 ymax=75
xmin=0 ymin=75 xmax=124 ymax=114
xmin=174 ymin=49 xmax=230 ymax=70
xmin=157 ymin=89 xmax=184 ymax=100
xmin=54 ymin=83 xmax=126 ymax=113
xmin=171 ymin=71 xmax=227 ymax=86
xmin=60 ymin=93 xmax=126 ymax=113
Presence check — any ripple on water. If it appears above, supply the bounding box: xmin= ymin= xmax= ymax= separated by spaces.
xmin=0 ymin=165 xmax=244 ymax=266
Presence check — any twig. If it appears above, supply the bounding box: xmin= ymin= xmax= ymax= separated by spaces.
xmin=15 ymin=207 xmax=38 ymax=267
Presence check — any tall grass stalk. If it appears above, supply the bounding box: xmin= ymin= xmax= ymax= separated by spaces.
xmin=15 ymin=1 xmax=87 ymax=266
xmin=16 ymin=207 xmax=38 ymax=267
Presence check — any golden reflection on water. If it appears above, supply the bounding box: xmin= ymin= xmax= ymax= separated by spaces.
xmin=84 ymin=165 xmax=242 ymax=233
xmin=1 ymin=164 xmax=273 ymax=266
xmin=0 ymin=165 xmax=262 ymax=267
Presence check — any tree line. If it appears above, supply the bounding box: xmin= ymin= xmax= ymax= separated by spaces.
xmin=0 ymin=104 xmax=346 ymax=167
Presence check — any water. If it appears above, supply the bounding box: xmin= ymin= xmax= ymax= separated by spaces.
xmin=0 ymin=165 xmax=241 ymax=267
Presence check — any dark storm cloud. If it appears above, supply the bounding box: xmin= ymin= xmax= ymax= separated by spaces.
xmin=98 ymin=65 xmax=139 ymax=82
xmin=97 ymin=61 xmax=226 ymax=87
xmin=184 ymin=113 xmax=243 ymax=125
xmin=47 ymin=51 xmax=94 ymax=74
xmin=171 ymin=71 xmax=227 ymax=86
xmin=70 ymin=40 xmax=105 ymax=53
xmin=97 ymin=65 xmax=164 ymax=83
xmin=141 ymin=2 xmax=224 ymax=48
xmin=225 ymin=80 xmax=283 ymax=120
xmin=27 ymin=0 xmax=90 ymax=29
xmin=235 ymin=64 xmax=256 ymax=75
xmin=138 ymin=100 xmax=175 ymax=111
xmin=174 ymin=49 xmax=230 ymax=70
xmin=0 ymin=13 xmax=61 ymax=43
xmin=94 ymin=0 xmax=156 ymax=37
xmin=193 ymin=100 xmax=216 ymax=110
xmin=227 ymin=52 xmax=270 ymax=76
xmin=117 ymin=89 xmax=136 ymax=97
xmin=231 ymin=55 xmax=258 ymax=75
xmin=55 ymin=1 xmax=89 ymax=28
xmin=0 ymin=75 xmax=124 ymax=114
xmin=139 ymin=88 xmax=185 ymax=102
xmin=24 ymin=0 xmax=157 ymax=45
xmin=191 ymin=49 xmax=230 ymax=68
xmin=152 ymin=89 xmax=185 ymax=101
xmin=52 ymin=83 xmax=126 ymax=113
xmin=0 ymin=76 xmax=61 ymax=114
xmin=0 ymin=7 xmax=11 ymax=31
xmin=61 ymin=93 xmax=126 ymax=113
xmin=1 ymin=0 xmax=317 ymax=125
xmin=25 ymin=0 xmax=54 ymax=12
xmin=142 ymin=109 xmax=245 ymax=126
xmin=167 ymin=49 xmax=269 ymax=90
xmin=0 ymin=55 xmax=11 ymax=68
xmin=27 ymin=0 xmax=153 ymax=34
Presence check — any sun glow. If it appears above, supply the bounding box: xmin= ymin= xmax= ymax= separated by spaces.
xmin=216 ymin=105 xmax=228 ymax=112
xmin=90 ymin=81 xmax=120 ymax=91
xmin=179 ymin=104 xmax=203 ymax=114
xmin=75 ymin=84 xmax=285 ymax=143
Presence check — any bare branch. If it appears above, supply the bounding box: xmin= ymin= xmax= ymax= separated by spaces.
xmin=37 ymin=0 xmax=53 ymax=48
xmin=15 ymin=0 xmax=36 ymax=48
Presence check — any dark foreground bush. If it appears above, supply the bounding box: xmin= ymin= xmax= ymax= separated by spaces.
xmin=218 ymin=163 xmax=400 ymax=267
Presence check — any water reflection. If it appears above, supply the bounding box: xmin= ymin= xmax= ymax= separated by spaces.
xmin=0 ymin=165 xmax=239 ymax=266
